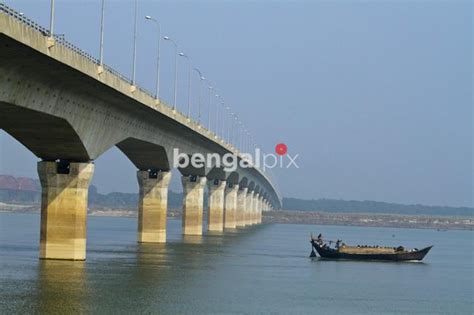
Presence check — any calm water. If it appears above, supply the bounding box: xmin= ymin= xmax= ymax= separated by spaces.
xmin=0 ymin=213 xmax=473 ymax=314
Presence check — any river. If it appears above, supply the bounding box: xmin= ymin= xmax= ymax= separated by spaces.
xmin=0 ymin=212 xmax=472 ymax=314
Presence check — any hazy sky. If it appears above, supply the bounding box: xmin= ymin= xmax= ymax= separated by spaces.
xmin=0 ymin=0 xmax=472 ymax=207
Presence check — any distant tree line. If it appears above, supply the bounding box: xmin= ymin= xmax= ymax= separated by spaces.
xmin=0 ymin=189 xmax=40 ymax=204
xmin=1 ymin=185 xmax=471 ymax=216
xmin=282 ymin=198 xmax=473 ymax=217
xmin=88 ymin=185 xmax=190 ymax=209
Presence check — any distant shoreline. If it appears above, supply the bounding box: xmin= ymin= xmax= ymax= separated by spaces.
xmin=1 ymin=204 xmax=472 ymax=231
xmin=264 ymin=209 xmax=473 ymax=231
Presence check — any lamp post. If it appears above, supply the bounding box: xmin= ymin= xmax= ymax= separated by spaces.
xmin=242 ymin=129 xmax=249 ymax=152
xmin=241 ymin=125 xmax=245 ymax=152
xmin=226 ymin=107 xmax=231 ymax=143
xmin=145 ymin=15 xmax=161 ymax=100
xmin=237 ymin=120 xmax=242 ymax=151
xmin=230 ymin=113 xmax=235 ymax=147
xmin=215 ymin=94 xmax=222 ymax=137
xmin=163 ymin=36 xmax=178 ymax=111
xmin=49 ymin=0 xmax=55 ymax=37
xmin=246 ymin=131 xmax=251 ymax=154
xmin=131 ymin=0 xmax=138 ymax=86
xmin=213 ymin=93 xmax=219 ymax=136
xmin=232 ymin=115 xmax=239 ymax=149
xmin=207 ymin=84 xmax=213 ymax=130
xmin=179 ymin=53 xmax=191 ymax=119
xmin=99 ymin=0 xmax=105 ymax=66
xmin=221 ymin=102 xmax=226 ymax=142
xmin=193 ymin=68 xmax=205 ymax=124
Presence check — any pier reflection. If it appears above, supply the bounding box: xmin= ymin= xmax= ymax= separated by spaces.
xmin=182 ymin=235 xmax=204 ymax=244
xmin=35 ymin=260 xmax=86 ymax=313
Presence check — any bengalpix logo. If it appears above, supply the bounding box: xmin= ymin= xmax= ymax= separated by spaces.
xmin=173 ymin=143 xmax=299 ymax=172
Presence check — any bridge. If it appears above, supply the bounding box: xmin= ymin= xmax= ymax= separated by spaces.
xmin=0 ymin=4 xmax=282 ymax=261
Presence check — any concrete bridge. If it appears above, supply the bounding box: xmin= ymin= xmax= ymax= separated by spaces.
xmin=0 ymin=5 xmax=281 ymax=260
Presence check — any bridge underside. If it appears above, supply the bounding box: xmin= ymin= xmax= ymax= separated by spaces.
xmin=0 ymin=102 xmax=90 ymax=161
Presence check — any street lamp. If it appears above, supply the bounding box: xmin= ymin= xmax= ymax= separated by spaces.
xmin=226 ymin=107 xmax=231 ymax=143
xmin=214 ymin=94 xmax=220 ymax=138
xmin=193 ymin=68 xmax=205 ymax=124
xmin=99 ymin=0 xmax=106 ymax=66
xmin=207 ymin=85 xmax=213 ymax=130
xmin=239 ymin=122 xmax=244 ymax=151
xmin=145 ymin=15 xmax=161 ymax=101
xmin=237 ymin=120 xmax=243 ymax=151
xmin=221 ymin=102 xmax=226 ymax=142
xmin=131 ymin=0 xmax=138 ymax=86
xmin=246 ymin=131 xmax=251 ymax=153
xmin=232 ymin=114 xmax=239 ymax=148
xmin=215 ymin=94 xmax=222 ymax=138
xmin=49 ymin=0 xmax=55 ymax=37
xmin=179 ymin=52 xmax=191 ymax=119
xmin=163 ymin=36 xmax=178 ymax=111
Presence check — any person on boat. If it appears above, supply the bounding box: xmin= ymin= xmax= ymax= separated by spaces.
xmin=335 ymin=240 xmax=341 ymax=249
xmin=316 ymin=233 xmax=323 ymax=245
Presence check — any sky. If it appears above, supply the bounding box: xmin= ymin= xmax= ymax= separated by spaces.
xmin=0 ymin=0 xmax=472 ymax=207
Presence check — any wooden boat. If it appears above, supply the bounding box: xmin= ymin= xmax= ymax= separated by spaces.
xmin=310 ymin=237 xmax=432 ymax=262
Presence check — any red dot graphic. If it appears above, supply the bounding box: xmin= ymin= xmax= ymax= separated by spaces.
xmin=275 ymin=143 xmax=288 ymax=156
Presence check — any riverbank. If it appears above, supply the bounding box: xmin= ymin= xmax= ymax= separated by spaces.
xmin=263 ymin=209 xmax=473 ymax=230
xmin=1 ymin=203 xmax=472 ymax=231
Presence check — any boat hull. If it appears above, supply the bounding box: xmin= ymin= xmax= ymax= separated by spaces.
xmin=311 ymin=241 xmax=432 ymax=261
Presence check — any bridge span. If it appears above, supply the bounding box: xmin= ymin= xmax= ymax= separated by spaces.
xmin=0 ymin=5 xmax=281 ymax=260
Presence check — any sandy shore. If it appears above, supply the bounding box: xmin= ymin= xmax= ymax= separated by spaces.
xmin=1 ymin=205 xmax=472 ymax=230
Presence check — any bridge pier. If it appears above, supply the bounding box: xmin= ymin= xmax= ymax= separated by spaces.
xmin=257 ymin=195 xmax=263 ymax=224
xmin=245 ymin=191 xmax=254 ymax=226
xmin=253 ymin=193 xmax=260 ymax=225
xmin=224 ymin=184 xmax=238 ymax=229
xmin=257 ymin=197 xmax=265 ymax=224
xmin=236 ymin=187 xmax=248 ymax=228
xmin=182 ymin=175 xmax=207 ymax=235
xmin=137 ymin=170 xmax=171 ymax=243
xmin=255 ymin=195 xmax=260 ymax=224
xmin=38 ymin=161 xmax=94 ymax=260
xmin=207 ymin=179 xmax=226 ymax=232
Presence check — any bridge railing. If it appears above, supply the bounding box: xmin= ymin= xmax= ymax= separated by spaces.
xmin=0 ymin=3 xmax=47 ymax=35
xmin=0 ymin=4 xmax=142 ymax=91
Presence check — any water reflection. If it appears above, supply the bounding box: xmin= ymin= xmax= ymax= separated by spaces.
xmin=35 ymin=260 xmax=86 ymax=313
xmin=136 ymin=243 xmax=170 ymax=266
xmin=182 ymin=235 xmax=204 ymax=245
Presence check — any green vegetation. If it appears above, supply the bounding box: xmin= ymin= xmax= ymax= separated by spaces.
xmin=283 ymin=198 xmax=473 ymax=217
xmin=1 ymin=184 xmax=471 ymax=216
xmin=88 ymin=185 xmax=186 ymax=209
xmin=0 ymin=189 xmax=40 ymax=204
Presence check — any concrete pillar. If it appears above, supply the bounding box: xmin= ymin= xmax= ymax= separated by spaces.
xmin=257 ymin=195 xmax=264 ymax=224
xmin=182 ymin=175 xmax=207 ymax=235
xmin=245 ymin=190 xmax=254 ymax=226
xmin=224 ymin=184 xmax=239 ymax=229
xmin=253 ymin=193 xmax=260 ymax=224
xmin=207 ymin=179 xmax=226 ymax=232
xmin=137 ymin=170 xmax=172 ymax=243
xmin=38 ymin=161 xmax=94 ymax=260
xmin=236 ymin=187 xmax=248 ymax=228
